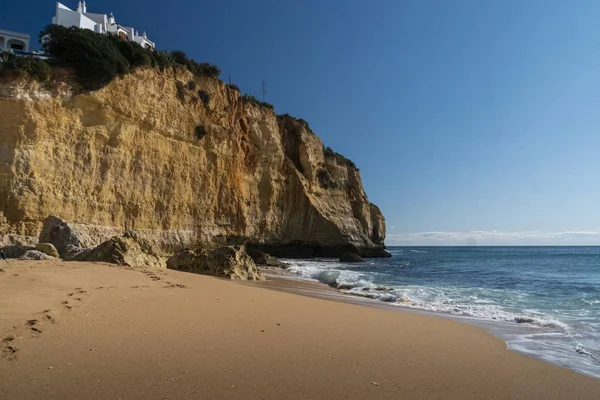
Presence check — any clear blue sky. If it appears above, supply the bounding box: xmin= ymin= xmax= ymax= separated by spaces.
xmin=3 ymin=1 xmax=600 ymax=245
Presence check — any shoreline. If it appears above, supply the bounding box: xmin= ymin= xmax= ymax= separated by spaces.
xmin=1 ymin=260 xmax=599 ymax=399
xmin=259 ymin=270 xmax=600 ymax=379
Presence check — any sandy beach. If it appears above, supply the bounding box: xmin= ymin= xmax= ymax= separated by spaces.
xmin=1 ymin=260 xmax=599 ymax=400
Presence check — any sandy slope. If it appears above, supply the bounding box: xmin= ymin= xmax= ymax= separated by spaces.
xmin=1 ymin=260 xmax=599 ymax=400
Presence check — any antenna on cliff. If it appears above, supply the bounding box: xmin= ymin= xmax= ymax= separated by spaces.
xmin=261 ymin=80 xmax=267 ymax=102
xmin=228 ymin=74 xmax=232 ymax=85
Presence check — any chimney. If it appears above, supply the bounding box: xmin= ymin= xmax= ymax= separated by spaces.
xmin=82 ymin=1 xmax=87 ymax=13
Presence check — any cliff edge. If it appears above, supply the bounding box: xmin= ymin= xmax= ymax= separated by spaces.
xmin=0 ymin=68 xmax=387 ymax=257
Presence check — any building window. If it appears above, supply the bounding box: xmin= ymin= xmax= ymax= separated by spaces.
xmin=119 ymin=31 xmax=127 ymax=40
xmin=7 ymin=39 xmax=26 ymax=51
xmin=0 ymin=37 xmax=5 ymax=48
xmin=145 ymin=43 xmax=152 ymax=49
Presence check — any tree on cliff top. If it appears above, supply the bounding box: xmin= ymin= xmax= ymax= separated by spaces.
xmin=41 ymin=25 xmax=130 ymax=89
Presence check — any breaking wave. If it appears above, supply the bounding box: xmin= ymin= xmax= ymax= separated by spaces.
xmin=286 ymin=260 xmax=571 ymax=331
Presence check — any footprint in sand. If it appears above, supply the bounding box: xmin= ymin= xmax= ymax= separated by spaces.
xmin=1 ymin=345 xmax=18 ymax=360
xmin=26 ymin=320 xmax=43 ymax=334
xmin=143 ymin=270 xmax=163 ymax=281
xmin=2 ymin=335 xmax=14 ymax=343
xmin=164 ymin=283 xmax=187 ymax=289
xmin=1 ymin=336 xmax=18 ymax=360
xmin=42 ymin=312 xmax=57 ymax=324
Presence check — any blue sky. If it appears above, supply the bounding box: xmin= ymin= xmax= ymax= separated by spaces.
xmin=2 ymin=1 xmax=600 ymax=245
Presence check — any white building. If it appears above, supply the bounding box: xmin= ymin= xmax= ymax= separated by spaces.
xmin=0 ymin=29 xmax=30 ymax=52
xmin=52 ymin=1 xmax=155 ymax=49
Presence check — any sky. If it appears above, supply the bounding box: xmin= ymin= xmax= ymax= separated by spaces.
xmin=2 ymin=1 xmax=600 ymax=246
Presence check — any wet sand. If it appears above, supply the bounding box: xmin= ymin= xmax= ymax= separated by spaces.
xmin=1 ymin=260 xmax=599 ymax=399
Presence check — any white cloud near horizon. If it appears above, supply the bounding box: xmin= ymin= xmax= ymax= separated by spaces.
xmin=386 ymin=230 xmax=600 ymax=246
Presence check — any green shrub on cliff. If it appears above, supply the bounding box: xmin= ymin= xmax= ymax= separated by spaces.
xmin=226 ymin=83 xmax=240 ymax=92
xmin=242 ymin=94 xmax=274 ymax=110
xmin=168 ymin=50 xmax=220 ymax=79
xmin=0 ymin=52 xmax=51 ymax=82
xmin=151 ymin=50 xmax=175 ymax=69
xmin=109 ymin=36 xmax=152 ymax=68
xmin=39 ymin=25 xmax=220 ymax=89
xmin=41 ymin=25 xmax=133 ymax=89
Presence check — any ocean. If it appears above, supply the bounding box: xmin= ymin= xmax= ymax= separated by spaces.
xmin=284 ymin=246 xmax=600 ymax=379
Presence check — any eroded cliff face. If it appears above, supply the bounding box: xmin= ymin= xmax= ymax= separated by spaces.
xmin=0 ymin=68 xmax=387 ymax=257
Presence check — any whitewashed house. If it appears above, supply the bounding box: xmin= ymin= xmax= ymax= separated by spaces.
xmin=0 ymin=29 xmax=30 ymax=52
xmin=52 ymin=1 xmax=155 ymax=49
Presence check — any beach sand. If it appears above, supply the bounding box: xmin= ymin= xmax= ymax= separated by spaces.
xmin=1 ymin=260 xmax=599 ymax=399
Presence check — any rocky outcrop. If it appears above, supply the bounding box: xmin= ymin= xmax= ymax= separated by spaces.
xmin=20 ymin=250 xmax=55 ymax=260
xmin=0 ymin=68 xmax=388 ymax=258
xmin=35 ymin=243 xmax=60 ymax=258
xmin=167 ymin=245 xmax=264 ymax=280
xmin=0 ymin=234 xmax=37 ymax=258
xmin=67 ymin=231 xmax=161 ymax=268
xmin=247 ymin=248 xmax=286 ymax=268
xmin=38 ymin=216 xmax=83 ymax=258
xmin=339 ymin=252 xmax=364 ymax=263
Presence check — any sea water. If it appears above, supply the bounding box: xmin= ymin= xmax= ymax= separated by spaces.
xmin=284 ymin=246 xmax=600 ymax=378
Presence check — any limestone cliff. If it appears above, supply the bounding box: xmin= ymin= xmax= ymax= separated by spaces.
xmin=0 ymin=68 xmax=387 ymax=257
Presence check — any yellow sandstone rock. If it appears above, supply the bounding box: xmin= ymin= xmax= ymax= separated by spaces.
xmin=0 ymin=68 xmax=387 ymax=257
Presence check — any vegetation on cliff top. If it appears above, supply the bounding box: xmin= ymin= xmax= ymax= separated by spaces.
xmin=226 ymin=83 xmax=240 ymax=92
xmin=0 ymin=52 xmax=51 ymax=82
xmin=2 ymin=25 xmax=220 ymax=90
xmin=242 ymin=94 xmax=274 ymax=110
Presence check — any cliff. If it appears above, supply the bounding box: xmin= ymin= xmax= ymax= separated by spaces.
xmin=0 ymin=68 xmax=387 ymax=257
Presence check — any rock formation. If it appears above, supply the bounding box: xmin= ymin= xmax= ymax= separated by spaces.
xmin=339 ymin=252 xmax=364 ymax=263
xmin=35 ymin=242 xmax=60 ymax=258
xmin=20 ymin=250 xmax=55 ymax=260
xmin=68 ymin=231 xmax=161 ymax=268
xmin=167 ymin=245 xmax=264 ymax=280
xmin=0 ymin=234 xmax=37 ymax=258
xmin=0 ymin=68 xmax=388 ymax=258
xmin=38 ymin=216 xmax=83 ymax=258
xmin=247 ymin=248 xmax=286 ymax=268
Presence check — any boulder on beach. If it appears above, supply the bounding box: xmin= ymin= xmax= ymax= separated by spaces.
xmin=0 ymin=234 xmax=38 ymax=259
xmin=39 ymin=216 xmax=83 ymax=258
xmin=167 ymin=245 xmax=264 ymax=281
xmin=19 ymin=250 xmax=55 ymax=261
xmin=248 ymin=248 xmax=269 ymax=264
xmin=35 ymin=243 xmax=60 ymax=258
xmin=339 ymin=252 xmax=364 ymax=263
xmin=247 ymin=248 xmax=286 ymax=268
xmin=67 ymin=231 xmax=161 ymax=268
